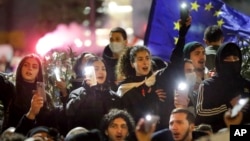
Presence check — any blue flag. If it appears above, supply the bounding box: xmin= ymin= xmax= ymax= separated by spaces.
xmin=144 ymin=0 xmax=250 ymax=62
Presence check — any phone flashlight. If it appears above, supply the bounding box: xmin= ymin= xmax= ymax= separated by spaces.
xmin=84 ymin=66 xmax=97 ymax=86
xmin=180 ymin=1 xmax=189 ymax=24
xmin=178 ymin=82 xmax=187 ymax=91
xmin=145 ymin=114 xmax=152 ymax=121
xmin=54 ymin=67 xmax=61 ymax=81
xmin=144 ymin=114 xmax=160 ymax=133
xmin=180 ymin=2 xmax=187 ymax=9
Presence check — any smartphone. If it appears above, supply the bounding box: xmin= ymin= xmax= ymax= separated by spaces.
xmin=231 ymin=97 xmax=249 ymax=118
xmin=180 ymin=2 xmax=189 ymax=24
xmin=36 ymin=81 xmax=46 ymax=101
xmin=84 ymin=66 xmax=97 ymax=86
xmin=54 ymin=67 xmax=61 ymax=81
xmin=143 ymin=114 xmax=160 ymax=132
xmin=175 ymin=82 xmax=188 ymax=97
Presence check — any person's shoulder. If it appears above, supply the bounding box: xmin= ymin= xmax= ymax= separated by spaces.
xmin=152 ymin=128 xmax=173 ymax=141
xmin=0 ymin=73 xmax=14 ymax=90
xmin=69 ymin=87 xmax=86 ymax=98
xmin=102 ymin=44 xmax=113 ymax=59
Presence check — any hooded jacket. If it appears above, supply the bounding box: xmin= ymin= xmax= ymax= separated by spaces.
xmin=66 ymin=81 xmax=121 ymax=130
xmin=102 ymin=45 xmax=118 ymax=91
xmin=196 ymin=42 xmax=250 ymax=132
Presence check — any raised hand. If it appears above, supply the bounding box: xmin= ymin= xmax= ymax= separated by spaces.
xmin=26 ymin=93 xmax=44 ymax=120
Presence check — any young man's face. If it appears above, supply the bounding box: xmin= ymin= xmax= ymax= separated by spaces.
xmin=169 ymin=113 xmax=194 ymax=141
xmin=105 ymin=117 xmax=129 ymax=141
xmin=189 ymin=47 xmax=206 ymax=71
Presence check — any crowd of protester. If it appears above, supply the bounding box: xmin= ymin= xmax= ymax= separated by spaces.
xmin=0 ymin=16 xmax=249 ymax=141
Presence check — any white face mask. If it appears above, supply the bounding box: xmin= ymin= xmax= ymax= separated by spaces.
xmin=185 ymin=72 xmax=197 ymax=87
xmin=109 ymin=42 xmax=124 ymax=53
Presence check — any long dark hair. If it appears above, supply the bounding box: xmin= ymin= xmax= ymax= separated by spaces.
xmin=15 ymin=54 xmax=43 ymax=91
xmin=13 ymin=54 xmax=44 ymax=109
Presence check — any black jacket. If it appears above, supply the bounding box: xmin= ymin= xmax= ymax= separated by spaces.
xmin=196 ymin=42 xmax=250 ymax=132
xmin=118 ymin=25 xmax=188 ymax=130
xmin=66 ymin=83 xmax=121 ymax=130
xmin=0 ymin=73 xmax=15 ymax=133
xmin=102 ymin=45 xmax=119 ymax=91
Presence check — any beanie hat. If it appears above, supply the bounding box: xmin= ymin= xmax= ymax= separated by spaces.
xmin=27 ymin=126 xmax=49 ymax=137
xmin=27 ymin=126 xmax=61 ymax=140
xmin=183 ymin=41 xmax=203 ymax=59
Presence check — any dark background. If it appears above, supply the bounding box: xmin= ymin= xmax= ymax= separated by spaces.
xmin=0 ymin=0 xmax=249 ymax=53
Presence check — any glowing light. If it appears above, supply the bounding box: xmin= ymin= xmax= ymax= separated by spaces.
xmin=84 ymin=30 xmax=91 ymax=37
xmin=84 ymin=40 xmax=92 ymax=47
xmin=178 ymin=82 xmax=187 ymax=91
xmin=126 ymin=28 xmax=134 ymax=35
xmin=108 ymin=2 xmax=132 ymax=13
xmin=83 ymin=7 xmax=91 ymax=15
xmin=108 ymin=2 xmax=117 ymax=9
xmin=36 ymin=35 xmax=62 ymax=56
xmin=74 ymin=38 xmax=83 ymax=48
xmin=181 ymin=2 xmax=187 ymax=9
xmin=145 ymin=115 xmax=152 ymax=121
xmin=96 ymin=39 xmax=109 ymax=47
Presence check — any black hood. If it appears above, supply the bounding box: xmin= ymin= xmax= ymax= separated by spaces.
xmin=215 ymin=42 xmax=242 ymax=75
xmin=102 ymin=44 xmax=113 ymax=60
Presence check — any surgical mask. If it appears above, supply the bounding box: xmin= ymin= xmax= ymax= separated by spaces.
xmin=185 ymin=72 xmax=196 ymax=87
xmin=109 ymin=42 xmax=124 ymax=53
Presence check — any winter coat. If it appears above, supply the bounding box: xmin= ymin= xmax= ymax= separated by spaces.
xmin=117 ymin=31 xmax=188 ymax=130
xmin=66 ymin=83 xmax=121 ymax=130
xmin=196 ymin=42 xmax=250 ymax=132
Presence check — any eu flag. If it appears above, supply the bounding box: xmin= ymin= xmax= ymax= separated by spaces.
xmin=144 ymin=0 xmax=250 ymax=62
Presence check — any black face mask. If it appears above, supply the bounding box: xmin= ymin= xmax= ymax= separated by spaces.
xmin=220 ymin=61 xmax=241 ymax=76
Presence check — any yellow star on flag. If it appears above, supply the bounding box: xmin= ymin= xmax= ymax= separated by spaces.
xmin=214 ymin=10 xmax=222 ymax=17
xmin=205 ymin=2 xmax=213 ymax=11
xmin=217 ymin=19 xmax=224 ymax=27
xmin=174 ymin=21 xmax=180 ymax=31
xmin=191 ymin=1 xmax=200 ymax=11
xmin=174 ymin=37 xmax=178 ymax=45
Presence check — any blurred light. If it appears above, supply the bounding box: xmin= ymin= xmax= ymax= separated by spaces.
xmin=95 ymin=20 xmax=102 ymax=27
xmin=84 ymin=40 xmax=92 ymax=47
xmin=83 ymin=7 xmax=91 ymax=15
xmin=83 ymin=20 xmax=90 ymax=26
xmin=145 ymin=114 xmax=152 ymax=121
xmin=36 ymin=36 xmax=62 ymax=56
xmin=74 ymin=38 xmax=83 ymax=48
xmin=178 ymin=82 xmax=187 ymax=91
xmin=96 ymin=39 xmax=109 ymax=47
xmin=181 ymin=2 xmax=187 ymax=9
xmin=108 ymin=1 xmax=132 ymax=13
xmin=84 ymin=30 xmax=91 ymax=37
xmin=96 ymin=7 xmax=104 ymax=13
xmin=95 ymin=28 xmax=110 ymax=35
xmin=126 ymin=28 xmax=134 ymax=35
xmin=108 ymin=2 xmax=117 ymax=9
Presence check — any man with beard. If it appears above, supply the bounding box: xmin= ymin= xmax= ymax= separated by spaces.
xmin=135 ymin=108 xmax=202 ymax=141
xmin=183 ymin=41 xmax=209 ymax=93
xmin=168 ymin=108 xmax=195 ymax=141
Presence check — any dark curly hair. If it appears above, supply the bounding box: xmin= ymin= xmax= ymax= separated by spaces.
xmin=100 ymin=108 xmax=135 ymax=140
xmin=115 ymin=45 xmax=152 ymax=79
